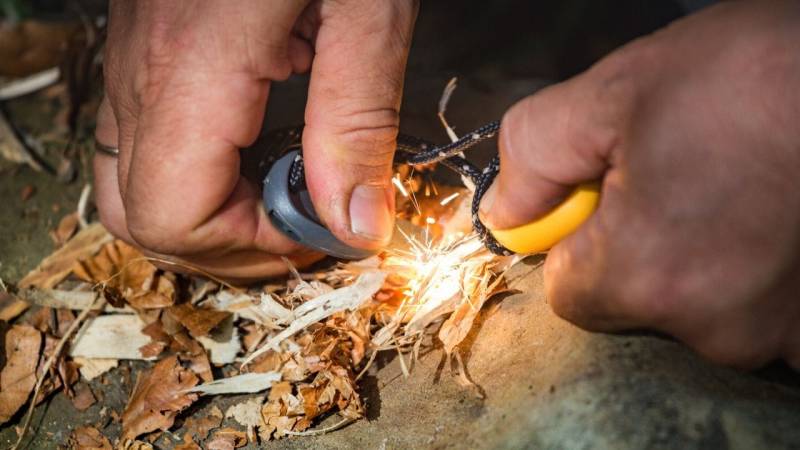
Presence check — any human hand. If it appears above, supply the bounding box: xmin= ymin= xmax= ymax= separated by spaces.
xmin=94 ymin=0 xmax=417 ymax=280
xmin=480 ymin=0 xmax=800 ymax=368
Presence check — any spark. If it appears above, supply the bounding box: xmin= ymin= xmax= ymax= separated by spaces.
xmin=439 ymin=192 xmax=460 ymax=206
xmin=392 ymin=175 xmax=409 ymax=197
xmin=425 ymin=217 xmax=436 ymax=225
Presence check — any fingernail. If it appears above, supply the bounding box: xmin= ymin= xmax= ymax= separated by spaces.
xmin=479 ymin=182 xmax=499 ymax=221
xmin=350 ymin=184 xmax=393 ymax=243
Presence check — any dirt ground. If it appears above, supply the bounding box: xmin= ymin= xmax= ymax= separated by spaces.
xmin=2 ymin=1 xmax=800 ymax=449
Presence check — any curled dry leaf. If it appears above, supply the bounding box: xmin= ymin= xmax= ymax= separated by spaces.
xmin=67 ymin=425 xmax=112 ymax=450
xmin=0 ymin=325 xmax=41 ymax=424
xmin=19 ymin=223 xmax=112 ymax=289
xmin=260 ymin=365 xmax=362 ymax=440
xmin=121 ymin=356 xmax=199 ymax=440
xmin=73 ymin=240 xmax=176 ymax=309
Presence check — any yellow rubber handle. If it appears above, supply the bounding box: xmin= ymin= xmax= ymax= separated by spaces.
xmin=490 ymin=182 xmax=600 ymax=254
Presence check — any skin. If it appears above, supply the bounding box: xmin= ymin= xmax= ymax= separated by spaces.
xmin=94 ymin=0 xmax=418 ymax=281
xmin=97 ymin=0 xmax=799 ymax=368
xmin=480 ymin=0 xmax=800 ymax=369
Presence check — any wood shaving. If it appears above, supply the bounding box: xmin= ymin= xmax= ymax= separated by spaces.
xmin=189 ymin=372 xmax=281 ymax=395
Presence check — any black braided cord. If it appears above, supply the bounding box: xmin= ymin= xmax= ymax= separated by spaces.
xmin=286 ymin=120 xmax=512 ymax=255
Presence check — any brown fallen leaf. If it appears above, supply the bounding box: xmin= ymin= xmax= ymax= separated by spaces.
xmin=0 ymin=20 xmax=81 ymax=77
xmin=0 ymin=325 xmax=41 ymax=424
xmin=173 ymin=432 xmax=201 ymax=450
xmin=19 ymin=223 xmax=112 ymax=289
xmin=50 ymin=212 xmax=79 ymax=247
xmin=121 ymin=356 xmax=199 ymax=440
xmin=206 ymin=428 xmax=247 ymax=450
xmin=70 ymin=382 xmax=96 ymax=411
xmin=66 ymin=425 xmax=112 ymax=450
xmin=0 ymin=292 xmax=30 ymax=322
xmin=166 ymin=303 xmax=230 ymax=338
xmin=118 ymin=439 xmax=154 ymax=450
xmin=73 ymin=240 xmax=176 ymax=309
xmin=184 ymin=406 xmax=223 ymax=440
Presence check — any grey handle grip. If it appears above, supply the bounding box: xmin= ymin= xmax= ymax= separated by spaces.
xmin=262 ymin=150 xmax=378 ymax=260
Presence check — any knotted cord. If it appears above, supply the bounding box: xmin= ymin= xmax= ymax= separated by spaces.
xmin=285 ymin=121 xmax=513 ymax=255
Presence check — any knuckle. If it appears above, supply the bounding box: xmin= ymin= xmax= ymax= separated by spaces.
xmin=125 ymin=210 xmax=188 ymax=255
xmin=328 ymin=107 xmax=400 ymax=168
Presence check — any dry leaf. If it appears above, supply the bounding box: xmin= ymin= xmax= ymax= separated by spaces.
xmin=184 ymin=406 xmax=223 ymax=440
xmin=174 ymin=432 xmax=201 ymax=450
xmin=51 ymin=212 xmax=79 ymax=247
xmin=73 ymin=240 xmax=176 ymax=309
xmin=206 ymin=428 xmax=247 ymax=450
xmin=70 ymin=382 xmax=96 ymax=411
xmin=0 ymin=325 xmax=41 ymax=424
xmin=226 ymin=397 xmax=264 ymax=429
xmin=0 ymin=20 xmax=80 ymax=77
xmin=167 ymin=303 xmax=230 ymax=338
xmin=19 ymin=223 xmax=112 ymax=289
xmin=118 ymin=439 xmax=154 ymax=450
xmin=67 ymin=425 xmax=112 ymax=450
xmin=0 ymin=291 xmax=29 ymax=321
xmin=121 ymin=356 xmax=199 ymax=440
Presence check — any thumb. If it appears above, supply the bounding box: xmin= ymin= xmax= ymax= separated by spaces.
xmin=302 ymin=0 xmax=418 ymax=249
xmin=479 ymin=71 xmax=629 ymax=231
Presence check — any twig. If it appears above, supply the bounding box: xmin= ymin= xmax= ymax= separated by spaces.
xmin=0 ymin=68 xmax=60 ymax=101
xmin=355 ymin=349 xmax=379 ymax=382
xmin=283 ymin=417 xmax=354 ymax=436
xmin=76 ymin=184 xmax=92 ymax=229
xmin=12 ymin=296 xmax=106 ymax=450
xmin=437 ymin=77 xmax=459 ymax=143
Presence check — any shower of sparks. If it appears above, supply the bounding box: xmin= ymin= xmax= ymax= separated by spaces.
xmin=376 ymin=223 xmax=501 ymax=351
